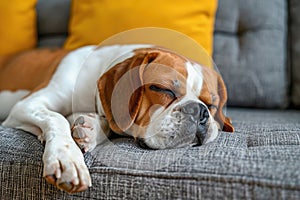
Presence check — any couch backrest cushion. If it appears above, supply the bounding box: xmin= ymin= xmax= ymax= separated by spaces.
xmin=36 ymin=0 xmax=289 ymax=108
xmin=213 ymin=0 xmax=288 ymax=108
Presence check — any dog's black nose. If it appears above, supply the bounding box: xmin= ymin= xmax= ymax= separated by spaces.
xmin=181 ymin=102 xmax=209 ymax=145
xmin=181 ymin=102 xmax=209 ymax=124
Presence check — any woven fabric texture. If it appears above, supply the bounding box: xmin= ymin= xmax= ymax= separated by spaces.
xmin=1 ymin=109 xmax=300 ymax=199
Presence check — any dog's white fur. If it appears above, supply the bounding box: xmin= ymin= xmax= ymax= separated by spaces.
xmin=0 ymin=44 xmax=218 ymax=192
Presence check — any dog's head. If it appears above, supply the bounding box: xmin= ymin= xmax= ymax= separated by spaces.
xmin=97 ymin=47 xmax=234 ymax=149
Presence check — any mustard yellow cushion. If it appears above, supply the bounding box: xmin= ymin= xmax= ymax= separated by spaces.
xmin=64 ymin=0 xmax=217 ymax=56
xmin=0 ymin=0 xmax=37 ymax=56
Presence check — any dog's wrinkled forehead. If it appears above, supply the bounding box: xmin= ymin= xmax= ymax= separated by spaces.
xmin=136 ymin=47 xmax=189 ymax=94
xmin=135 ymin=47 xmax=188 ymax=75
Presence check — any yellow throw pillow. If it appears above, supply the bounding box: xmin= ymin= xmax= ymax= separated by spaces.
xmin=64 ymin=0 xmax=217 ymax=56
xmin=0 ymin=0 xmax=37 ymax=56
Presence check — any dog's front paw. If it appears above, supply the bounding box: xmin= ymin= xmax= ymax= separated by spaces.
xmin=43 ymin=140 xmax=92 ymax=193
xmin=70 ymin=113 xmax=101 ymax=153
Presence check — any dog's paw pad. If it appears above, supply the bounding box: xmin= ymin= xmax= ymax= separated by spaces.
xmin=71 ymin=114 xmax=99 ymax=153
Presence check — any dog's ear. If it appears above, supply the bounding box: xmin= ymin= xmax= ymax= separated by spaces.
xmin=97 ymin=52 xmax=158 ymax=134
xmin=215 ymin=73 xmax=234 ymax=132
xmin=200 ymin=67 xmax=234 ymax=132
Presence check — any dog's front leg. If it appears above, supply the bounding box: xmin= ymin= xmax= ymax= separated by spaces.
xmin=2 ymin=100 xmax=91 ymax=193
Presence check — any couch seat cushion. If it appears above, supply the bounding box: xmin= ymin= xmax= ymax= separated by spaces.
xmin=1 ymin=108 xmax=300 ymax=199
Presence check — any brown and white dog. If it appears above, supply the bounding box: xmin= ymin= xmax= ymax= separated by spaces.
xmin=0 ymin=45 xmax=234 ymax=193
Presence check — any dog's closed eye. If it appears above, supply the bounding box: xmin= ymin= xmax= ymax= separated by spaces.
xmin=207 ymin=104 xmax=218 ymax=110
xmin=149 ymin=85 xmax=176 ymax=99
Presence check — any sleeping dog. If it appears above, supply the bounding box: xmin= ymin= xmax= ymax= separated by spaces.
xmin=0 ymin=45 xmax=234 ymax=193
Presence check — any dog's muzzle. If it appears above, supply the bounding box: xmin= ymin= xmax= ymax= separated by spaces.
xmin=140 ymin=100 xmax=211 ymax=149
xmin=179 ymin=101 xmax=209 ymax=145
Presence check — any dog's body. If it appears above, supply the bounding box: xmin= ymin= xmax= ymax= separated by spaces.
xmin=0 ymin=44 xmax=233 ymax=193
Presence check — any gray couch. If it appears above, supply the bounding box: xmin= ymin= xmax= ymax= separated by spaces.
xmin=1 ymin=0 xmax=300 ymax=199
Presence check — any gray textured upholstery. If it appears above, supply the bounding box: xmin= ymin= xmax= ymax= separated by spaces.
xmin=289 ymin=0 xmax=300 ymax=107
xmin=213 ymin=0 xmax=288 ymax=108
xmin=1 ymin=109 xmax=300 ymax=199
